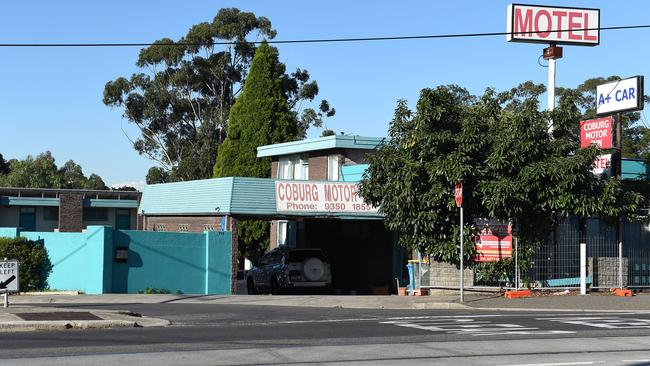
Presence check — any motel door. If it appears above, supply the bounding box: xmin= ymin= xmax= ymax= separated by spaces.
xmin=115 ymin=209 xmax=131 ymax=230
xmin=19 ymin=207 xmax=36 ymax=231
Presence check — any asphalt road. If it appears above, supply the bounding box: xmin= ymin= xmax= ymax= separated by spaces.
xmin=1 ymin=303 xmax=650 ymax=365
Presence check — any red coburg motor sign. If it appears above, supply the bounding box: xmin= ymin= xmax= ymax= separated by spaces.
xmin=507 ymin=4 xmax=600 ymax=46
xmin=580 ymin=116 xmax=613 ymax=149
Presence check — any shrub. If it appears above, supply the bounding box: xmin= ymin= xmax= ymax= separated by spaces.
xmin=0 ymin=237 xmax=52 ymax=291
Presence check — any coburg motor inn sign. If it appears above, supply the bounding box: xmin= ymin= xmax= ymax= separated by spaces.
xmin=276 ymin=181 xmax=378 ymax=214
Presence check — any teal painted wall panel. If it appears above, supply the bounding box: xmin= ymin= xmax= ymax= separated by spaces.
xmin=0 ymin=227 xmax=19 ymax=237
xmin=139 ymin=178 xmax=234 ymax=215
xmin=19 ymin=227 xmax=110 ymax=294
xmin=205 ymin=231 xmax=232 ymax=294
xmin=340 ymin=164 xmax=368 ymax=182
xmin=622 ymin=159 xmax=649 ymax=180
xmin=112 ymin=230 xmax=232 ymax=295
xmin=0 ymin=197 xmax=59 ymax=206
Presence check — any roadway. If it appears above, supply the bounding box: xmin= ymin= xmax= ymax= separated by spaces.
xmin=1 ymin=301 xmax=650 ymax=365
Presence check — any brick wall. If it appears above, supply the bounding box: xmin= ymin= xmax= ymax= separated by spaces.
xmin=428 ymin=261 xmax=474 ymax=288
xmin=269 ymin=220 xmax=278 ymax=250
xmin=271 ymin=159 xmax=278 ymax=179
xmin=58 ymin=193 xmax=83 ymax=232
xmin=309 ymin=154 xmax=328 ymax=180
xmin=144 ymin=215 xmax=222 ymax=232
xmin=136 ymin=214 xmax=144 ymax=230
xmin=228 ymin=216 xmax=239 ymax=294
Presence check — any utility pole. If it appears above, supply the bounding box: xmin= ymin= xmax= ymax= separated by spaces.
xmin=543 ymin=44 xmax=563 ymax=132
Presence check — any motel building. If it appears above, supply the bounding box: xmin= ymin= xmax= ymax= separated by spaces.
xmin=0 ymin=187 xmax=140 ymax=232
xmin=138 ymin=135 xmax=408 ymax=294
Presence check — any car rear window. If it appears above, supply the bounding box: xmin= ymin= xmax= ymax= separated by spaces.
xmin=288 ymin=250 xmax=326 ymax=262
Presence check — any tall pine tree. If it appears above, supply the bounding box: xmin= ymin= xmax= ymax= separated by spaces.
xmin=214 ymin=41 xmax=297 ymax=177
xmin=213 ymin=41 xmax=298 ymax=262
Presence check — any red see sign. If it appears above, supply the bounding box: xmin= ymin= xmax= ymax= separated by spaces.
xmin=580 ymin=116 xmax=612 ymax=149
xmin=454 ymin=182 xmax=463 ymax=208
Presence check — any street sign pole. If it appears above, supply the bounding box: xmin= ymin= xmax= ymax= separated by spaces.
xmin=455 ymin=182 xmax=464 ymax=302
xmin=460 ymin=205 xmax=464 ymax=303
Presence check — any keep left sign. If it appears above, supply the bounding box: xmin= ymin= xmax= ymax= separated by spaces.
xmin=597 ymin=76 xmax=644 ymax=116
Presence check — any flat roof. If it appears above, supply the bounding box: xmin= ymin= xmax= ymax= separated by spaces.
xmin=257 ymin=135 xmax=386 ymax=158
xmin=0 ymin=187 xmax=140 ymax=200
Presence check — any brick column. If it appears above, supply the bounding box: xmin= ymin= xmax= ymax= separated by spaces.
xmin=228 ymin=216 xmax=239 ymax=294
xmin=59 ymin=193 xmax=83 ymax=232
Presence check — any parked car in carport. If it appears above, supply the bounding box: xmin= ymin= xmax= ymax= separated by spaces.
xmin=247 ymin=248 xmax=332 ymax=294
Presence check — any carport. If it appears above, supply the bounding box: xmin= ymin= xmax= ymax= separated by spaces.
xmin=138 ymin=177 xmax=407 ymax=294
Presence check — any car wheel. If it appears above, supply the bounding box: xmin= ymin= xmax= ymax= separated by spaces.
xmin=247 ymin=278 xmax=257 ymax=295
xmin=270 ymin=276 xmax=282 ymax=295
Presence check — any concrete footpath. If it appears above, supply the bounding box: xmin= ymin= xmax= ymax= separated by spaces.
xmin=1 ymin=291 xmax=649 ymax=332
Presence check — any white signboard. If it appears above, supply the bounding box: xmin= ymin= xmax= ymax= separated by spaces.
xmin=596 ymin=76 xmax=645 ymax=116
xmin=507 ymin=4 xmax=599 ymax=46
xmin=0 ymin=260 xmax=19 ymax=292
xmin=275 ymin=181 xmax=378 ymax=214
xmin=592 ymin=154 xmax=611 ymax=176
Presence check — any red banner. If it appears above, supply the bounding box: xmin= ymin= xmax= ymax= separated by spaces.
xmin=474 ymin=219 xmax=512 ymax=262
xmin=580 ymin=116 xmax=613 ymax=149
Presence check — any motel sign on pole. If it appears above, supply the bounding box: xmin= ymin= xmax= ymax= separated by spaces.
xmin=455 ymin=182 xmax=464 ymax=302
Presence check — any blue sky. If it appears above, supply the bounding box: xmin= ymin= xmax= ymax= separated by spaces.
xmin=1 ymin=1 xmax=648 ymax=188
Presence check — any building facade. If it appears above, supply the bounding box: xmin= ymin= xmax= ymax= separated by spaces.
xmin=0 ymin=187 xmax=140 ymax=232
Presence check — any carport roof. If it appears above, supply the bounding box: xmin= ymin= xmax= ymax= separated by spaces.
xmin=139 ymin=177 xmax=383 ymax=219
xmin=257 ymin=135 xmax=386 ymax=158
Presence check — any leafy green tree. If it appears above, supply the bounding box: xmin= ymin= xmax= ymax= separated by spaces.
xmin=111 ymin=185 xmax=138 ymax=192
xmin=1 ymin=152 xmax=62 ymax=188
xmin=59 ymin=160 xmax=87 ymax=189
xmin=103 ymin=8 xmax=332 ymax=182
xmin=85 ymin=174 xmax=108 ymax=190
xmin=359 ymin=85 xmax=642 ymax=266
xmin=214 ymin=41 xmax=299 ymax=262
xmin=0 ymin=237 xmax=52 ymax=291
xmin=321 ymin=129 xmax=336 ymax=137
xmin=146 ymin=167 xmax=169 ymax=184
xmin=214 ymin=41 xmax=297 ymax=177
xmin=0 ymin=153 xmax=9 ymax=175
xmin=0 ymin=153 xmax=107 ymax=190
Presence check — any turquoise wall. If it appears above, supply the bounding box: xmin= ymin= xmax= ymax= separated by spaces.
xmin=20 ymin=226 xmax=110 ymax=294
xmin=0 ymin=226 xmax=232 ymax=295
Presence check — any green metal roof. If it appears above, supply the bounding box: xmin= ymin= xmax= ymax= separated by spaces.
xmin=257 ymin=135 xmax=385 ymax=158
xmin=139 ymin=177 xmax=383 ymax=219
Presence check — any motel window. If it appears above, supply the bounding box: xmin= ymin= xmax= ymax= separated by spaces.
xmin=83 ymin=208 xmax=108 ymax=222
xmin=277 ymin=220 xmax=288 ymax=246
xmin=276 ymin=220 xmax=296 ymax=247
xmin=43 ymin=207 xmax=59 ymax=221
xmin=327 ymin=154 xmax=340 ymax=181
xmin=277 ymin=155 xmax=308 ymax=180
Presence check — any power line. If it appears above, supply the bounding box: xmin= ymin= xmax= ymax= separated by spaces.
xmin=0 ymin=24 xmax=648 ymax=47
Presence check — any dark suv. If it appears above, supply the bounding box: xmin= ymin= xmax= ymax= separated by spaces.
xmin=247 ymin=248 xmax=332 ymax=294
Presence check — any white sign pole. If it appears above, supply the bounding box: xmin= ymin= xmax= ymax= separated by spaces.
xmin=460 ymin=205 xmax=464 ymax=303
xmin=2 ymin=257 xmax=7 ymax=308
xmin=580 ymin=243 xmax=587 ymax=295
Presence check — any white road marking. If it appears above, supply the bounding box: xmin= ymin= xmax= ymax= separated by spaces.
xmin=538 ymin=316 xmax=650 ymax=329
xmin=499 ymin=361 xmax=604 ymax=366
xmin=381 ymin=316 xmax=575 ymax=336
